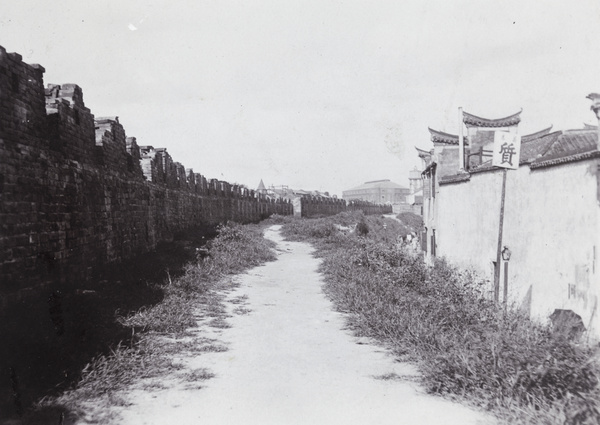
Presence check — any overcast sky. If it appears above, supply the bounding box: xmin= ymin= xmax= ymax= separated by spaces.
xmin=2 ymin=1 xmax=600 ymax=195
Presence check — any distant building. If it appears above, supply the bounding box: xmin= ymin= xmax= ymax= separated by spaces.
xmin=256 ymin=179 xmax=267 ymax=195
xmin=408 ymin=167 xmax=423 ymax=195
xmin=404 ymin=167 xmax=424 ymax=215
xmin=342 ymin=179 xmax=409 ymax=207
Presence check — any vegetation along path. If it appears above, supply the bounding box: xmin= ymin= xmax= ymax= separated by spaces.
xmin=113 ymin=225 xmax=490 ymax=425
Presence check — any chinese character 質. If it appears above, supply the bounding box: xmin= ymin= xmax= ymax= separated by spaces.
xmin=499 ymin=142 xmax=516 ymax=166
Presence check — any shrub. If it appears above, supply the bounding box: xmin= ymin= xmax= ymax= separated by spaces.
xmin=355 ymin=219 xmax=369 ymax=236
xmin=396 ymin=211 xmax=424 ymax=231
xmin=265 ymin=214 xmax=293 ymax=224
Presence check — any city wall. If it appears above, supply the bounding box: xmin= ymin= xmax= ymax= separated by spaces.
xmin=0 ymin=46 xmax=292 ymax=298
xmin=300 ymin=196 xmax=392 ymax=218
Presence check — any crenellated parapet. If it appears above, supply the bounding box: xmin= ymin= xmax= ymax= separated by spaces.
xmin=197 ymin=174 xmax=208 ymax=194
xmin=44 ymin=84 xmax=96 ymax=163
xmin=173 ymin=162 xmax=187 ymax=189
xmin=126 ymin=137 xmax=143 ymax=175
xmin=46 ymin=83 xmax=87 ymax=110
xmin=298 ymin=195 xmax=390 ymax=218
xmin=156 ymin=148 xmax=180 ymax=188
xmin=221 ymin=181 xmax=232 ymax=197
xmin=0 ymin=45 xmax=293 ymax=297
xmin=0 ymin=47 xmax=47 ymax=149
xmin=1 ymin=44 xmax=290 ymax=200
xmin=139 ymin=145 xmax=165 ymax=183
xmin=347 ymin=199 xmax=393 ymax=215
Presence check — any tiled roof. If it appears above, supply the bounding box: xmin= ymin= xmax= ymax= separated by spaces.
xmin=439 ymin=172 xmax=471 ymax=185
xmin=521 ymin=126 xmax=553 ymax=142
xmin=531 ymin=150 xmax=600 ymax=169
xmin=543 ymin=130 xmax=597 ymax=158
xmin=520 ymin=131 xmax=561 ymax=164
xmin=416 ymin=147 xmax=433 ymax=164
xmin=463 ymin=110 xmax=522 ymax=128
xmin=468 ymin=160 xmax=495 ymax=174
xmin=523 ymin=127 xmax=598 ymax=168
xmin=428 ymin=128 xmax=463 ymax=145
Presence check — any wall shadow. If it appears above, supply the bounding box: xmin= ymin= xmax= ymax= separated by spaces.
xmin=0 ymin=225 xmax=217 ymax=424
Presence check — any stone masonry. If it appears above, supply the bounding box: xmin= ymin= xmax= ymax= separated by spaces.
xmin=0 ymin=46 xmax=292 ymax=298
xmin=300 ymin=196 xmax=392 ymax=218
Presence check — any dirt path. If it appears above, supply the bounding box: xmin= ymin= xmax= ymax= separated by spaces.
xmin=116 ymin=225 xmax=491 ymax=425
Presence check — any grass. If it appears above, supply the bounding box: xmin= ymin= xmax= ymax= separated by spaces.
xmin=182 ymin=368 xmax=216 ymax=382
xmin=208 ymin=317 xmax=232 ymax=329
xmin=396 ymin=211 xmax=424 ymax=231
xmin=279 ymin=211 xmax=600 ymax=425
xmin=36 ymin=221 xmax=276 ymax=423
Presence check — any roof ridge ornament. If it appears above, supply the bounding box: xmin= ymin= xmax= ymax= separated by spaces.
xmin=428 ymin=127 xmax=464 ymax=145
xmin=462 ymin=109 xmax=522 ymax=128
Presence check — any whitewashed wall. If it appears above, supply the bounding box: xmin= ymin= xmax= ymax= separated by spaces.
xmin=436 ymin=160 xmax=600 ymax=338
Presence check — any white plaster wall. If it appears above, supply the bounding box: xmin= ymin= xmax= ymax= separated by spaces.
xmin=436 ymin=160 xmax=599 ymax=338
xmin=436 ymin=170 xmax=503 ymax=296
xmin=506 ymin=161 xmax=599 ymax=334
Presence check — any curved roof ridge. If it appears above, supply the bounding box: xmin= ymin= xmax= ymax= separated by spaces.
xmin=521 ymin=125 xmax=553 ymax=143
xmin=428 ymin=127 xmax=458 ymax=138
xmin=428 ymin=127 xmax=462 ymax=145
xmin=462 ymin=109 xmax=522 ymax=128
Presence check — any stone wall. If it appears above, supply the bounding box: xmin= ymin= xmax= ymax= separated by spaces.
xmin=300 ymin=196 xmax=392 ymax=218
xmin=0 ymin=46 xmax=292 ymax=298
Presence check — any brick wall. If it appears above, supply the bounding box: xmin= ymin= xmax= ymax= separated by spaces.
xmin=300 ymin=196 xmax=392 ymax=218
xmin=0 ymin=46 xmax=292 ymax=297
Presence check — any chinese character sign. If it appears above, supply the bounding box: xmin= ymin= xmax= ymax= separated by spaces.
xmin=492 ymin=131 xmax=521 ymax=169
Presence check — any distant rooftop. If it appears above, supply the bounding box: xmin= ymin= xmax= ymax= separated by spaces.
xmin=428 ymin=128 xmax=462 ymax=145
xmin=345 ymin=179 xmax=408 ymax=192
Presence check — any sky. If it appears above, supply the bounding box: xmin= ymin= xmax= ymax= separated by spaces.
xmin=2 ymin=1 xmax=600 ymax=196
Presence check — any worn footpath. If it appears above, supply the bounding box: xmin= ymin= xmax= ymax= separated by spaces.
xmin=113 ymin=225 xmax=492 ymax=425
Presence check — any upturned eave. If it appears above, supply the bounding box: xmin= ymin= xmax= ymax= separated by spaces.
xmin=462 ymin=109 xmax=522 ymax=128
